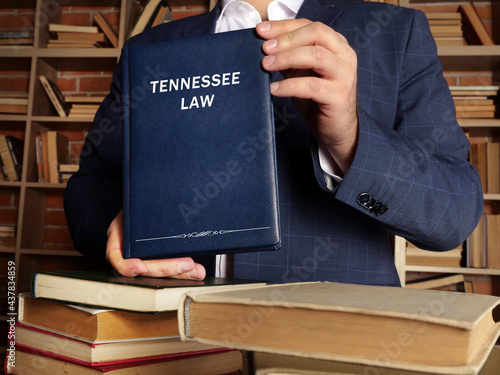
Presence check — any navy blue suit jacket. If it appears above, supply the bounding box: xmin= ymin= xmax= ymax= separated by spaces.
xmin=64 ymin=0 xmax=484 ymax=286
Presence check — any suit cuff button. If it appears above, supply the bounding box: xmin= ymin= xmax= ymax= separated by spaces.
xmin=357 ymin=192 xmax=376 ymax=209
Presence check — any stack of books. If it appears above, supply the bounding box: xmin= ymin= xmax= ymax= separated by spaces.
xmin=6 ymin=270 xmax=266 ymax=374
xmin=0 ymin=31 xmax=33 ymax=46
xmin=47 ymin=13 xmax=117 ymax=49
xmin=405 ymin=241 xmax=463 ymax=268
xmin=39 ymin=75 xmax=102 ymax=119
xmin=426 ymin=12 xmax=465 ymax=46
xmin=0 ymin=94 xmax=28 ymax=115
xmin=177 ymin=281 xmax=500 ymax=375
xmin=65 ymin=95 xmax=105 ymax=118
xmin=0 ymin=135 xmax=23 ymax=181
xmin=0 ymin=224 xmax=16 ymax=248
xmin=58 ymin=163 xmax=79 ymax=183
xmin=35 ymin=131 xmax=69 ymax=183
xmin=467 ymin=213 xmax=500 ymax=270
xmin=450 ymin=85 xmax=498 ymax=119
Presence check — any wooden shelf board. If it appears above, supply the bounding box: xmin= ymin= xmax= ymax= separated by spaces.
xmin=25 ymin=182 xmax=67 ymax=190
xmin=484 ymin=193 xmax=500 ymax=201
xmin=31 ymin=116 xmax=94 ymax=130
xmin=35 ymin=48 xmax=120 ymax=59
xmin=0 ymin=47 xmax=34 ymax=58
xmin=405 ymin=265 xmax=500 ymax=275
xmin=458 ymin=119 xmax=500 ymax=128
xmin=0 ymin=115 xmax=28 ymax=123
xmin=0 ymin=181 xmax=22 ymax=189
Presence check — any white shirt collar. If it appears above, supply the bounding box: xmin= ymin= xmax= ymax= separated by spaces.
xmin=216 ymin=0 xmax=304 ymax=33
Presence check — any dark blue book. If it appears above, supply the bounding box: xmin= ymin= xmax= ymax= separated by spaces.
xmin=122 ymin=29 xmax=280 ymax=260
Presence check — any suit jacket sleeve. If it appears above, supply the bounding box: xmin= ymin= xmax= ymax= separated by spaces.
xmin=64 ymin=60 xmax=125 ymax=264
xmin=317 ymin=9 xmax=484 ymax=251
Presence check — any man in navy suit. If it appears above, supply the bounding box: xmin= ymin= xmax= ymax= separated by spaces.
xmin=64 ymin=0 xmax=484 ymax=286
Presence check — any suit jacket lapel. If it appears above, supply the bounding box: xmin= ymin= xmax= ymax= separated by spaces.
xmin=296 ymin=0 xmax=343 ymax=27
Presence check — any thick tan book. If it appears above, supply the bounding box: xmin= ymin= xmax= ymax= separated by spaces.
xmin=48 ymin=23 xmax=99 ymax=34
xmin=31 ymin=270 xmax=267 ymax=313
xmin=179 ymin=282 xmax=500 ymax=375
xmin=486 ymin=214 xmax=500 ymax=269
xmin=46 ymin=131 xmax=69 ymax=183
xmin=469 ymin=142 xmax=487 ymax=193
xmin=15 ymin=323 xmax=220 ymax=365
xmin=405 ymin=274 xmax=466 ymax=290
xmin=39 ymin=75 xmax=69 ymax=117
xmin=8 ymin=348 xmax=242 ymax=375
xmin=249 ymin=347 xmax=500 ymax=375
xmin=486 ymin=141 xmax=500 ymax=194
xmin=56 ymin=31 xmax=106 ymax=42
xmin=406 ymin=246 xmax=463 ymax=267
xmin=469 ymin=214 xmax=487 ymax=268
xmin=18 ymin=293 xmax=179 ymax=342
xmin=425 ymin=12 xmax=462 ymax=20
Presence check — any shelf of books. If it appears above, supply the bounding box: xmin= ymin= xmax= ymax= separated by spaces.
xmin=0 ymin=0 xmax=181 ymax=320
xmin=392 ymin=1 xmax=500 ymax=294
xmin=0 ymin=0 xmax=166 ymax=312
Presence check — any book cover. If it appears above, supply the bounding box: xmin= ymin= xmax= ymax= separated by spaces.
xmin=18 ymin=293 xmax=179 ymax=342
xmin=14 ymin=323 xmax=221 ymax=366
xmin=122 ymin=28 xmax=280 ymax=260
xmin=7 ymin=347 xmax=242 ymax=375
xmin=39 ymin=75 xmax=70 ymax=117
xmin=31 ymin=270 xmax=267 ymax=312
xmin=179 ymin=282 xmax=500 ymax=375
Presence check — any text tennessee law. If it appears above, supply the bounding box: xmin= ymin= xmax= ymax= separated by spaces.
xmin=149 ymin=71 xmax=241 ymax=110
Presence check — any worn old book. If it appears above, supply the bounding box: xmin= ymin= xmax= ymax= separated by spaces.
xmin=486 ymin=214 xmax=500 ymax=269
xmin=7 ymin=347 xmax=242 ymax=375
xmin=18 ymin=293 xmax=179 ymax=341
xmin=122 ymin=28 xmax=280 ymax=260
xmin=486 ymin=141 xmax=500 ymax=194
xmin=15 ymin=323 xmax=222 ymax=366
xmin=46 ymin=130 xmax=69 ymax=183
xmin=39 ymin=75 xmax=70 ymax=117
xmin=31 ymin=270 xmax=267 ymax=312
xmin=469 ymin=142 xmax=487 ymax=193
xmin=248 ymin=346 xmax=500 ymax=375
xmin=179 ymin=282 xmax=500 ymax=375
xmin=48 ymin=23 xmax=99 ymax=34
xmin=0 ymin=135 xmax=23 ymax=181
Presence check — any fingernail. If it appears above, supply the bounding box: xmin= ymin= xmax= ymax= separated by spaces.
xmin=131 ymin=267 xmax=145 ymax=276
xmin=264 ymin=39 xmax=277 ymax=51
xmin=188 ymin=268 xmax=202 ymax=279
xmin=257 ymin=22 xmax=271 ymax=32
xmin=178 ymin=260 xmax=194 ymax=273
xmin=270 ymin=82 xmax=280 ymax=93
xmin=263 ymin=55 xmax=276 ymax=67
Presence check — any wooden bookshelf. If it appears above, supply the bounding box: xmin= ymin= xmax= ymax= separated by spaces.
xmin=0 ymin=8 xmax=157 ymax=361
xmin=393 ymin=1 xmax=500 ymax=294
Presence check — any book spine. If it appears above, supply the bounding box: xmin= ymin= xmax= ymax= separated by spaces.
xmin=122 ymin=45 xmax=132 ymax=258
xmin=39 ymin=77 xmax=67 ymax=117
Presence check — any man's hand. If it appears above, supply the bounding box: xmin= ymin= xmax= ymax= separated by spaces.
xmin=257 ymin=19 xmax=359 ymax=176
xmin=106 ymin=210 xmax=206 ymax=279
